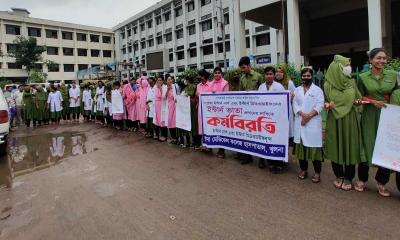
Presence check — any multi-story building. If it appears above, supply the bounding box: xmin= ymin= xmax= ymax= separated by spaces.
xmin=0 ymin=8 xmax=115 ymax=83
xmin=113 ymin=0 xmax=284 ymax=78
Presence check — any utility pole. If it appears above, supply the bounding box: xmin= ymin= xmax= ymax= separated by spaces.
xmin=217 ymin=0 xmax=227 ymax=71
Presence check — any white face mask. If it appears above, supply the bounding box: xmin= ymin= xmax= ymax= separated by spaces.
xmin=341 ymin=64 xmax=352 ymax=77
xmin=183 ymin=80 xmax=188 ymax=85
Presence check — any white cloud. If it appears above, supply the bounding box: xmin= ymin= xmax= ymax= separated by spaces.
xmin=1 ymin=0 xmax=160 ymax=28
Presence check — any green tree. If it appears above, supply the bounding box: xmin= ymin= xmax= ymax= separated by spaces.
xmin=7 ymin=36 xmax=46 ymax=72
xmin=29 ymin=69 xmax=48 ymax=83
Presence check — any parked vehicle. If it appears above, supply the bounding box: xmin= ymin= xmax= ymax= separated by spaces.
xmin=0 ymin=88 xmax=10 ymax=155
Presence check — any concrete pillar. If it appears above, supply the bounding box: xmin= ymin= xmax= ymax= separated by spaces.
xmin=367 ymin=0 xmax=383 ymax=49
xmin=287 ymin=0 xmax=301 ymax=69
xmin=232 ymin=0 xmax=246 ymax=66
xmin=270 ymin=28 xmax=278 ymax=65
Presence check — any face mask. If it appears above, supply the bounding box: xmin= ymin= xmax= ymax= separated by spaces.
xmin=183 ymin=80 xmax=188 ymax=85
xmin=302 ymin=78 xmax=313 ymax=86
xmin=275 ymin=75 xmax=283 ymax=81
xmin=131 ymin=83 xmax=137 ymax=91
xmin=342 ymin=65 xmax=352 ymax=77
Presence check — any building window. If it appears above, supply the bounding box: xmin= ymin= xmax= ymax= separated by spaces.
xmin=34 ymin=63 xmax=43 ymax=71
xmin=7 ymin=63 xmax=22 ymax=69
xmin=201 ymin=20 xmax=212 ymax=32
xmin=169 ymin=53 xmax=174 ymax=62
xmin=77 ymin=48 xmax=88 ymax=56
xmin=134 ymin=44 xmax=139 ymax=51
xmin=6 ymin=44 xmax=17 ymax=53
xmin=47 ymin=47 xmax=59 ymax=55
xmin=189 ymin=49 xmax=197 ymax=58
xmin=187 ymin=2 xmax=195 ymax=12
xmin=122 ymin=48 xmax=126 ymax=54
xmin=5 ymin=25 xmax=21 ymax=35
xmin=78 ymin=64 xmax=88 ymax=71
xmin=175 ymin=7 xmax=183 ymax=17
xmin=121 ymin=32 xmax=125 ymax=39
xmin=141 ymin=41 xmax=146 ymax=49
xmin=224 ymin=13 xmax=229 ymax=25
xmin=246 ymin=37 xmax=250 ymax=48
xmin=103 ymin=50 xmax=112 ymax=58
xmin=176 ymin=51 xmax=184 ymax=60
xmin=133 ymin=27 xmax=137 ymax=34
xmin=128 ymin=46 xmax=132 ymax=53
xmin=63 ymin=64 xmax=75 ymax=72
xmin=176 ymin=29 xmax=183 ymax=39
xmin=140 ymin=24 xmax=145 ymax=31
xmin=28 ymin=27 xmax=41 ymax=37
xmin=201 ymin=0 xmax=211 ymax=7
xmin=217 ymin=42 xmax=230 ymax=53
xmin=62 ymin=31 xmax=73 ymax=40
xmin=202 ymin=45 xmax=213 ymax=55
xmin=48 ymin=64 xmax=60 ymax=72
xmin=90 ymin=34 xmax=100 ymax=42
xmin=91 ymin=49 xmax=100 ymax=57
xmin=102 ymin=36 xmax=111 ymax=43
xmin=156 ymin=16 xmax=162 ymax=25
xmin=255 ymin=33 xmax=270 ymax=47
xmin=147 ymin=20 xmax=153 ymax=28
xmin=157 ymin=36 xmax=163 ymax=45
xmin=148 ymin=39 xmax=154 ymax=47
xmin=77 ymin=33 xmax=87 ymax=41
xmin=203 ymin=63 xmax=214 ymax=69
xmin=63 ymin=48 xmax=74 ymax=56
xmin=164 ymin=12 xmax=171 ymax=21
xmin=46 ymin=29 xmax=58 ymax=39
xmin=165 ymin=33 xmax=172 ymax=42
xmin=188 ymin=25 xmax=196 ymax=35
xmin=127 ymin=29 xmax=131 ymax=37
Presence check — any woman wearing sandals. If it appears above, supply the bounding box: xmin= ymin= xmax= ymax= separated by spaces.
xmin=324 ymin=55 xmax=365 ymax=191
xmin=294 ymin=68 xmax=324 ymax=183
xmin=355 ymin=48 xmax=398 ymax=197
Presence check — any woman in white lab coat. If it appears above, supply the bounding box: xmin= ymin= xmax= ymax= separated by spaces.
xmin=82 ymin=84 xmax=92 ymax=122
xmin=293 ymin=68 xmax=324 ymax=183
xmin=95 ymin=81 xmax=106 ymax=124
xmin=47 ymin=86 xmax=63 ymax=124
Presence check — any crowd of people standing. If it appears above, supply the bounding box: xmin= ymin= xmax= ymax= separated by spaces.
xmin=7 ymin=48 xmax=400 ymax=198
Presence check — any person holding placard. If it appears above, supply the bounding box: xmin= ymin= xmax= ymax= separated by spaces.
xmin=258 ymin=66 xmax=285 ymax=172
xmin=355 ymin=48 xmax=398 ymax=197
xmin=324 ymin=55 xmax=365 ymax=191
xmin=293 ymin=68 xmax=324 ymax=183
xmin=196 ymin=69 xmax=211 ymax=151
xmin=210 ymin=67 xmax=229 ymax=158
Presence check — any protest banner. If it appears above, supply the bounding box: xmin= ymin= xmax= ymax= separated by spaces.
xmin=200 ymin=91 xmax=290 ymax=161
xmin=372 ymin=104 xmax=400 ymax=171
xmin=176 ymin=95 xmax=191 ymax=131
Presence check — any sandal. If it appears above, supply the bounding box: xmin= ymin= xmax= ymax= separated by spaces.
xmin=377 ymin=184 xmax=391 ymax=197
xmin=298 ymin=171 xmax=308 ymax=180
xmin=311 ymin=174 xmax=320 ymax=183
xmin=341 ymin=180 xmax=353 ymax=191
xmin=333 ymin=178 xmax=344 ymax=189
xmin=354 ymin=181 xmax=366 ymax=192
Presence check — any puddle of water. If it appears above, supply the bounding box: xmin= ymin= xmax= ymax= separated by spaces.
xmin=0 ymin=132 xmax=90 ymax=188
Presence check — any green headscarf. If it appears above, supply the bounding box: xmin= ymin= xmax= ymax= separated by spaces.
xmin=276 ymin=63 xmax=289 ymax=90
xmin=36 ymin=86 xmax=47 ymax=101
xmin=324 ymin=55 xmax=361 ymax=119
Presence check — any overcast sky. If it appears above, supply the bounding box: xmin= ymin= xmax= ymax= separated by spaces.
xmin=2 ymin=0 xmax=160 ymax=29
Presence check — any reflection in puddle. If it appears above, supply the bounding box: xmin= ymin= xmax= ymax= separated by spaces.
xmin=0 ymin=132 xmax=89 ymax=188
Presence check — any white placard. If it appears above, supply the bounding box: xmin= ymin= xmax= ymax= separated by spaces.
xmin=176 ymin=95 xmax=191 ymax=131
xmin=372 ymin=104 xmax=400 ymax=171
xmin=111 ymin=90 xmax=124 ymax=114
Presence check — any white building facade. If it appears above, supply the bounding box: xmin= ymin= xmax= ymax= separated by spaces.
xmin=0 ymin=8 xmax=115 ymax=83
xmin=113 ymin=0 xmax=284 ymax=78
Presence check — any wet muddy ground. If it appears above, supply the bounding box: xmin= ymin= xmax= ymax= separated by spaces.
xmin=0 ymin=123 xmax=399 ymax=240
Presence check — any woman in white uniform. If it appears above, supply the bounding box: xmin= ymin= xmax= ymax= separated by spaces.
xmin=293 ymin=68 xmax=324 ymax=183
